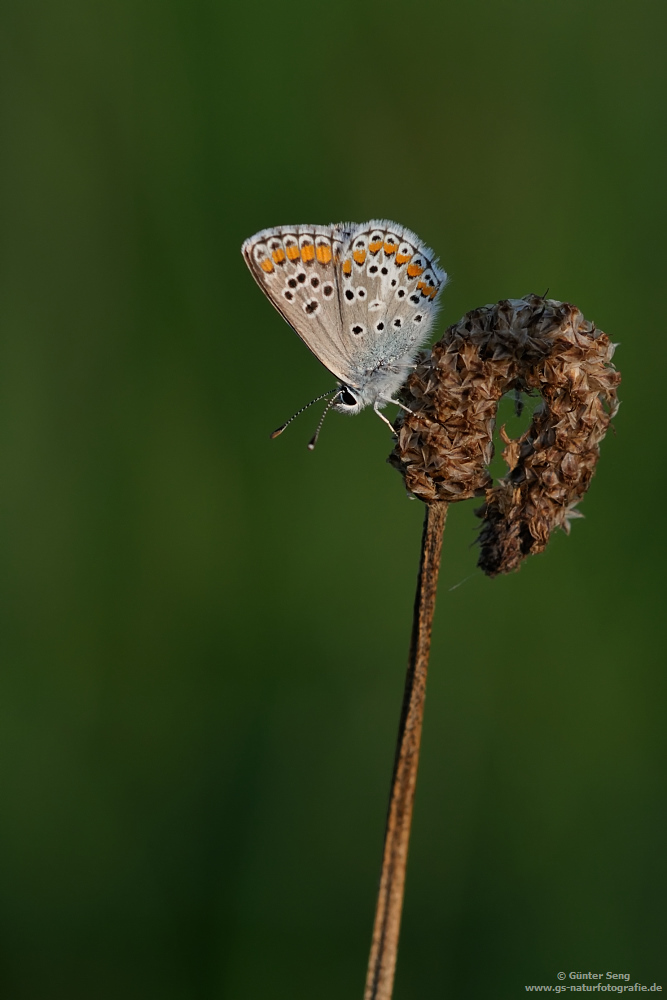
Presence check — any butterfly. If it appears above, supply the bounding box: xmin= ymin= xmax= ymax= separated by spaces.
xmin=241 ymin=220 xmax=447 ymax=447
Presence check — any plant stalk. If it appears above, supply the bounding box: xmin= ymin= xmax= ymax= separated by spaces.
xmin=364 ymin=500 xmax=449 ymax=1000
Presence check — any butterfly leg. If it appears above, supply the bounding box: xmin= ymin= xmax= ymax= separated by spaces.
xmin=379 ymin=395 xmax=415 ymax=416
xmin=373 ymin=402 xmax=398 ymax=435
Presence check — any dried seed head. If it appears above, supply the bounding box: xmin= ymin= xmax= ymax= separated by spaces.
xmin=389 ymin=295 xmax=621 ymax=576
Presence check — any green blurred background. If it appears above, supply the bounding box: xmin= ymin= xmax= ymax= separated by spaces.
xmin=1 ymin=1 xmax=665 ymax=997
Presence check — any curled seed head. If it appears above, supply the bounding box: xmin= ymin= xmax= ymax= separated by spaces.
xmin=389 ymin=295 xmax=621 ymax=576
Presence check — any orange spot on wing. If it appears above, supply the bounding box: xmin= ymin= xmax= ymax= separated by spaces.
xmin=353 ymin=249 xmax=366 ymax=264
xmin=428 ymin=285 xmax=438 ymax=299
xmin=343 ymin=259 xmax=352 ymax=275
xmin=286 ymin=245 xmax=300 ymax=261
xmin=396 ymin=253 xmax=412 ymax=265
xmin=316 ymin=244 xmax=332 ymax=264
xmin=272 ymin=248 xmax=286 ymax=264
xmin=260 ymin=258 xmax=275 ymax=273
xmin=384 ymin=241 xmax=397 ymax=255
xmin=416 ymin=281 xmax=426 ymax=292
xmin=408 ymin=263 xmax=424 ymax=278
xmin=369 ymin=239 xmax=383 ymax=254
xmin=301 ymin=243 xmax=315 ymax=262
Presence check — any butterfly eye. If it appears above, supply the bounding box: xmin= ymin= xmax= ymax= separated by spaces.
xmin=340 ymin=387 xmax=358 ymax=406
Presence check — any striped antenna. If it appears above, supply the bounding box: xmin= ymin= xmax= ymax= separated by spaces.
xmin=270 ymin=388 xmax=338 ymax=440
xmin=307 ymin=390 xmax=342 ymax=451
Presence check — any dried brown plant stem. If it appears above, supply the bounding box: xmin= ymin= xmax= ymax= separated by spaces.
xmin=364 ymin=500 xmax=449 ymax=1000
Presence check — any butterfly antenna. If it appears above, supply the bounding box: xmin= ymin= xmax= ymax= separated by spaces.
xmin=270 ymin=388 xmax=338 ymax=439
xmin=307 ymin=391 xmax=342 ymax=451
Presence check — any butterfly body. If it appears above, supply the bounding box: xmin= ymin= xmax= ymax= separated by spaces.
xmin=242 ymin=219 xmax=448 ymax=427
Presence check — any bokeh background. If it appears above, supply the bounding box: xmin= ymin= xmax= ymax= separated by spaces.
xmin=1 ymin=1 xmax=665 ymax=997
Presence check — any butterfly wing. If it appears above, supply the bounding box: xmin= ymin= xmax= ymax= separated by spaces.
xmin=242 ymin=224 xmax=354 ymax=384
xmin=242 ymin=220 xmax=448 ymax=401
xmin=336 ymin=220 xmax=447 ymax=391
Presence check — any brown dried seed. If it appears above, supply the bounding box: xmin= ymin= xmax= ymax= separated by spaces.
xmin=389 ymin=295 xmax=621 ymax=576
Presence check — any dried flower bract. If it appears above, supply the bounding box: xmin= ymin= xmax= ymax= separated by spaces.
xmin=389 ymin=295 xmax=621 ymax=576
